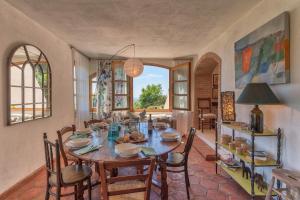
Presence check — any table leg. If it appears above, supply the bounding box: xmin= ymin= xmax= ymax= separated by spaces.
xmin=159 ymin=154 xmax=168 ymax=200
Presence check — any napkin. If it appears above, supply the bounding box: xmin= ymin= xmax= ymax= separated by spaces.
xmin=73 ymin=144 xmax=102 ymax=155
xmin=141 ymin=147 xmax=156 ymax=157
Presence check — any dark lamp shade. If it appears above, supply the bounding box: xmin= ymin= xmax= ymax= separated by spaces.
xmin=236 ymin=83 xmax=280 ymax=105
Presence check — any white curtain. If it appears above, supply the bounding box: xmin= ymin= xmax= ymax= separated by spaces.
xmin=73 ymin=49 xmax=90 ymax=128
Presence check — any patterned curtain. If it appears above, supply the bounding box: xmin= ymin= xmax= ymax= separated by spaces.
xmin=95 ymin=60 xmax=112 ymax=119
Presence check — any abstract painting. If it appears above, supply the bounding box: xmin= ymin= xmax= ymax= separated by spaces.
xmin=235 ymin=12 xmax=290 ymax=89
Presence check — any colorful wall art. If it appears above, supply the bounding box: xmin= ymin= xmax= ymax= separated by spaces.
xmin=235 ymin=12 xmax=290 ymax=89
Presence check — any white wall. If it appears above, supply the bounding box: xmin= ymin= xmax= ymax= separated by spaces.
xmin=0 ymin=1 xmax=74 ymax=193
xmin=195 ymin=0 xmax=300 ymax=173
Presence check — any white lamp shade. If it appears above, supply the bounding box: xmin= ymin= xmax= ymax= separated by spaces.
xmin=124 ymin=58 xmax=144 ymax=77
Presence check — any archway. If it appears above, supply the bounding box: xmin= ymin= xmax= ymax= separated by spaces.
xmin=193 ymin=52 xmax=221 ymax=139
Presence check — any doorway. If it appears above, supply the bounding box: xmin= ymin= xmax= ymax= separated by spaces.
xmin=193 ymin=52 xmax=221 ymax=146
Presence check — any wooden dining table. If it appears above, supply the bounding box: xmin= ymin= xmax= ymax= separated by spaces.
xmin=66 ymin=123 xmax=182 ymax=200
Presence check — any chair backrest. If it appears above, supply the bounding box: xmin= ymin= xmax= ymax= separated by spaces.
xmin=183 ymin=128 xmax=196 ymax=159
xmin=99 ymin=158 xmax=155 ymax=200
xmin=43 ymin=133 xmax=61 ymax=187
xmin=197 ymin=98 xmax=212 ymax=113
xmin=84 ymin=119 xmax=103 ymax=128
xmin=57 ymin=125 xmax=76 ymax=167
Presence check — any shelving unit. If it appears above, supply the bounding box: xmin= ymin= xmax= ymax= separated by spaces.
xmin=215 ymin=122 xmax=282 ymax=199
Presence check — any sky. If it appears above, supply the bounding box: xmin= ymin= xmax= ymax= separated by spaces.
xmin=133 ymin=65 xmax=169 ymax=101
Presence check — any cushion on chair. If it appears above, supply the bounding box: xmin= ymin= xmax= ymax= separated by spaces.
xmin=49 ymin=165 xmax=92 ymax=186
xmin=199 ymin=113 xmax=216 ymax=119
xmin=108 ymin=180 xmax=145 ymax=200
xmin=166 ymin=152 xmax=185 ymax=166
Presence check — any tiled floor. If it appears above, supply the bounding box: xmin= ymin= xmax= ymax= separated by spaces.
xmin=2 ymin=137 xmax=257 ymax=200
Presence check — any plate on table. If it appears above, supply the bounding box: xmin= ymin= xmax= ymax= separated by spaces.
xmin=65 ymin=138 xmax=91 ymax=149
xmin=115 ymin=143 xmax=141 ymax=158
xmin=160 ymin=131 xmax=180 ymax=142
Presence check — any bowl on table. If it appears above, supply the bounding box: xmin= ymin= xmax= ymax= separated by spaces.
xmin=66 ymin=138 xmax=91 ymax=148
xmin=75 ymin=128 xmax=92 ymax=135
xmin=115 ymin=143 xmax=141 ymax=158
xmin=154 ymin=122 xmax=168 ymax=130
xmin=160 ymin=131 xmax=180 ymax=142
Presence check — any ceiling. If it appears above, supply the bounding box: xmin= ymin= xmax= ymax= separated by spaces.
xmin=6 ymin=0 xmax=261 ymax=58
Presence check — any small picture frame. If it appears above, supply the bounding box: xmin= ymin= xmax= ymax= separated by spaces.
xmin=213 ymin=74 xmax=219 ymax=88
xmin=212 ymin=88 xmax=218 ymax=99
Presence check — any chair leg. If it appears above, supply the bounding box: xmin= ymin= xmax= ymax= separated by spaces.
xmin=74 ymin=185 xmax=78 ymax=200
xmin=45 ymin=184 xmax=50 ymax=200
xmin=185 ymin=164 xmax=190 ymax=187
xmin=201 ymin=119 xmax=204 ymax=133
xmin=56 ymin=186 xmax=61 ymax=200
xmin=184 ymin=164 xmax=190 ymax=199
xmin=87 ymin=179 xmax=92 ymax=200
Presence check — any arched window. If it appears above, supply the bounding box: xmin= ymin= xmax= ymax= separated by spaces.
xmin=8 ymin=44 xmax=52 ymax=125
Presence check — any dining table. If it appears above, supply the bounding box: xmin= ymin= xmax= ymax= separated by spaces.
xmin=66 ymin=122 xmax=183 ymax=200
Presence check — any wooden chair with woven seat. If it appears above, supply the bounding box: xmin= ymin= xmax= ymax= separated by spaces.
xmin=57 ymin=125 xmax=101 ymax=182
xmin=198 ymin=98 xmax=217 ymax=132
xmin=165 ymin=127 xmax=196 ymax=200
xmin=43 ymin=133 xmax=92 ymax=200
xmin=84 ymin=119 xmax=104 ymax=128
xmin=57 ymin=125 xmax=78 ymax=167
xmin=99 ymin=158 xmax=155 ymax=200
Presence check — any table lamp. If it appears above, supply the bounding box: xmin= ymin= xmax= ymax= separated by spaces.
xmin=236 ymin=83 xmax=280 ymax=133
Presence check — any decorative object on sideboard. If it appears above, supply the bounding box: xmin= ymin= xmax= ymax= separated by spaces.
xmin=254 ymin=173 xmax=267 ymax=192
xmin=221 ymin=91 xmax=236 ymax=122
xmin=234 ymin=12 xmax=290 ymax=89
xmin=236 ymin=83 xmax=280 ymax=133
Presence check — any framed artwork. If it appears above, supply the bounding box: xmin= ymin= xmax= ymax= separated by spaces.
xmin=221 ymin=91 xmax=236 ymax=122
xmin=235 ymin=12 xmax=290 ymax=89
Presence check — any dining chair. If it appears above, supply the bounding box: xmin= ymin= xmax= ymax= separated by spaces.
xmin=165 ymin=127 xmax=196 ymax=200
xmin=198 ymin=98 xmax=216 ymax=132
xmin=99 ymin=158 xmax=155 ymax=200
xmin=57 ymin=125 xmax=101 ymax=182
xmin=43 ymin=133 xmax=92 ymax=200
xmin=84 ymin=119 xmax=104 ymax=128
xmin=57 ymin=125 xmax=77 ymax=167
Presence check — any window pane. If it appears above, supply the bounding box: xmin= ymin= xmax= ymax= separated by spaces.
xmin=114 ymin=96 xmax=128 ymax=109
xmin=41 ymin=63 xmax=49 ymax=88
xmin=174 ymin=82 xmax=187 ymax=95
xmin=11 ymin=46 xmax=27 ymax=65
xmin=24 ymin=63 xmax=33 ymax=87
xmin=115 ymin=82 xmax=127 ymax=95
xmin=24 ymin=88 xmax=33 ymax=103
xmin=174 ymin=67 xmax=188 ymax=81
xmin=44 ymin=103 xmax=51 ymax=117
xmin=10 ymin=66 xmax=22 ymax=86
xmin=35 ymin=65 xmax=44 ymax=88
xmin=35 ymin=88 xmax=43 ymax=103
xmin=92 ymin=95 xmax=97 ymax=108
xmin=114 ymin=66 xmax=127 ymax=81
xmin=11 ymin=86 xmax=22 ymax=104
xmin=10 ymin=104 xmax=22 ymax=123
xmin=174 ymin=96 xmax=188 ymax=109
xmin=26 ymin=45 xmax=40 ymax=64
xmin=35 ymin=104 xmax=43 ymax=118
xmin=24 ymin=104 xmax=33 ymax=121
xmin=92 ymin=82 xmax=97 ymax=95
